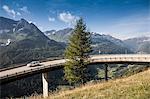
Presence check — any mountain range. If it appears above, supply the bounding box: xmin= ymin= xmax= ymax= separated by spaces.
xmin=44 ymin=28 xmax=132 ymax=54
xmin=44 ymin=28 xmax=150 ymax=54
xmin=0 ymin=17 xmax=65 ymax=67
xmin=0 ymin=16 xmax=149 ymax=68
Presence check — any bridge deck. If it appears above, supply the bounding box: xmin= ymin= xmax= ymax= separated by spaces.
xmin=0 ymin=54 xmax=150 ymax=84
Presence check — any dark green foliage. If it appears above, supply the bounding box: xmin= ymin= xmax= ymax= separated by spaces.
xmin=64 ymin=19 xmax=92 ymax=84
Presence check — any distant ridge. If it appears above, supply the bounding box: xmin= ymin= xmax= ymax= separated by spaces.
xmin=44 ymin=28 xmax=133 ymax=54
xmin=124 ymin=36 xmax=150 ymax=54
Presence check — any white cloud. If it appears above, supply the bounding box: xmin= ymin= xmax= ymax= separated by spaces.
xmin=48 ymin=17 xmax=55 ymax=22
xmin=2 ymin=5 xmax=21 ymax=18
xmin=58 ymin=12 xmax=79 ymax=25
xmin=2 ymin=5 xmax=30 ymax=18
xmin=20 ymin=6 xmax=29 ymax=13
xmin=2 ymin=5 xmax=19 ymax=18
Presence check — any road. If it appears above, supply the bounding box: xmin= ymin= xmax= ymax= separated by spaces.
xmin=0 ymin=54 xmax=150 ymax=82
xmin=0 ymin=59 xmax=66 ymax=78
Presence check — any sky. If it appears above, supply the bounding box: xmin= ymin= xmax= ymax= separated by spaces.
xmin=0 ymin=0 xmax=150 ymax=39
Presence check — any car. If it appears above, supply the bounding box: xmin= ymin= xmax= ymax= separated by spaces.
xmin=27 ymin=61 xmax=41 ymax=67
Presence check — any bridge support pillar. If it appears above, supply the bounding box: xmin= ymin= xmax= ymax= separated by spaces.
xmin=42 ymin=72 xmax=48 ymax=98
xmin=104 ymin=64 xmax=108 ymax=81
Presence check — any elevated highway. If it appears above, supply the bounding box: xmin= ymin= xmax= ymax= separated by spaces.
xmin=1 ymin=54 xmax=150 ymax=97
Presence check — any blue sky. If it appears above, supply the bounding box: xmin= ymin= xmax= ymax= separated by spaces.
xmin=0 ymin=0 xmax=150 ymax=39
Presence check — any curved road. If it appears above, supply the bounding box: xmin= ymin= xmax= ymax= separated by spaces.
xmin=0 ymin=54 xmax=150 ymax=83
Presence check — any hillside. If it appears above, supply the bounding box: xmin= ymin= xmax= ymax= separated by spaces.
xmin=31 ymin=69 xmax=150 ymax=99
xmin=0 ymin=17 xmax=65 ymax=68
xmin=44 ymin=28 xmax=132 ymax=54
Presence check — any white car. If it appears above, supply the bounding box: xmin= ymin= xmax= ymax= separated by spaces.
xmin=27 ymin=61 xmax=41 ymax=67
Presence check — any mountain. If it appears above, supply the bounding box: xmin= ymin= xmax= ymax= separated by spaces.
xmin=138 ymin=41 xmax=150 ymax=53
xmin=0 ymin=17 xmax=51 ymax=44
xmin=44 ymin=28 xmax=73 ymax=43
xmin=124 ymin=36 xmax=150 ymax=53
xmin=91 ymin=33 xmax=126 ymax=47
xmin=44 ymin=28 xmax=132 ymax=54
xmin=0 ymin=17 xmax=65 ymax=67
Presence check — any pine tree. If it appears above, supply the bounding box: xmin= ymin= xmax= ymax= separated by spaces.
xmin=64 ymin=18 xmax=92 ymax=85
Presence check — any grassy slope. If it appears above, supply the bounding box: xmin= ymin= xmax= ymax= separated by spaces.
xmin=30 ymin=69 xmax=150 ymax=99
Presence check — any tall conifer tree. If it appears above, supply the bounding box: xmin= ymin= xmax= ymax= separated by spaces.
xmin=64 ymin=18 xmax=92 ymax=84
